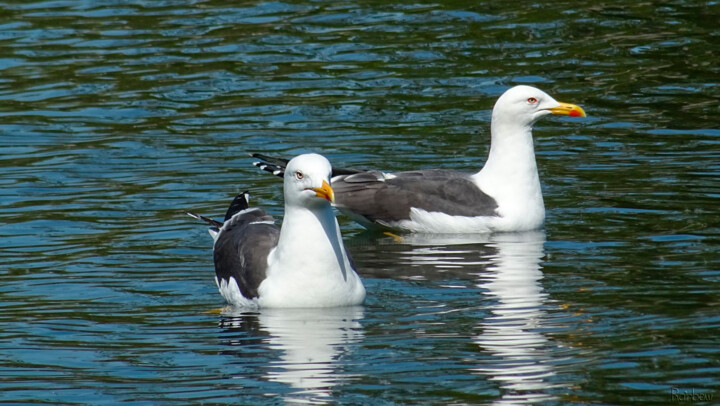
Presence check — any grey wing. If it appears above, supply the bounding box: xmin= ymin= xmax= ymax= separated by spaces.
xmin=213 ymin=218 xmax=279 ymax=300
xmin=332 ymin=169 xmax=499 ymax=224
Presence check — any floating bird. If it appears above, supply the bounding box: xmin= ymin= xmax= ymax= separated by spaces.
xmin=252 ymin=85 xmax=586 ymax=233
xmin=188 ymin=153 xmax=365 ymax=307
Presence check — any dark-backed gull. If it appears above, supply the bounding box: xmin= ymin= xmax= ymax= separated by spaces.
xmin=252 ymin=86 xmax=585 ymax=233
xmin=189 ymin=153 xmax=365 ymax=307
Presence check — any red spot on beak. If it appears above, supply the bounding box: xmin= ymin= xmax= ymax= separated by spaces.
xmin=569 ymin=110 xmax=581 ymax=117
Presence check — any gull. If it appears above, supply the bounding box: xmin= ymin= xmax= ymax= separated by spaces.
xmin=252 ymin=85 xmax=585 ymax=233
xmin=188 ymin=153 xmax=365 ymax=307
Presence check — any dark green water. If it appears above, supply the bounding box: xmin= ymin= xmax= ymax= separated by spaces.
xmin=1 ymin=1 xmax=719 ymax=404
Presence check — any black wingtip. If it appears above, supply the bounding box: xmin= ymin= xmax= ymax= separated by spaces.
xmin=224 ymin=191 xmax=251 ymax=221
xmin=252 ymin=161 xmax=285 ymax=177
xmin=251 ymin=153 xmax=287 ymax=178
xmin=187 ymin=211 xmax=224 ymax=228
xmin=249 ymin=153 xmax=290 ymax=166
xmin=250 ymin=151 xmax=364 ymax=178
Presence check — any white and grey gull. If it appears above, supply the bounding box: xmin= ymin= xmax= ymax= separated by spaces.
xmin=252 ymin=85 xmax=586 ymax=233
xmin=188 ymin=153 xmax=366 ymax=308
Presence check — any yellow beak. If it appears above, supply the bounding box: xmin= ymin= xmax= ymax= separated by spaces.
xmin=313 ymin=180 xmax=335 ymax=203
xmin=547 ymin=102 xmax=586 ymax=118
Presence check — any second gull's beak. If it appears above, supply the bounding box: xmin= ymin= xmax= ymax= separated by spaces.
xmin=547 ymin=102 xmax=586 ymax=118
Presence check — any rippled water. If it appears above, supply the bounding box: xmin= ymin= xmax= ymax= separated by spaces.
xmin=1 ymin=1 xmax=719 ymax=404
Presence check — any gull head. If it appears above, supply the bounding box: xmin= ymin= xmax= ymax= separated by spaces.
xmin=492 ymin=85 xmax=586 ymax=128
xmin=283 ymin=153 xmax=335 ymax=208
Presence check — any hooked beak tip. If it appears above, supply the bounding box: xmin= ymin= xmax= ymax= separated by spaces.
xmin=548 ymin=102 xmax=586 ymax=118
xmin=313 ymin=179 xmax=335 ymax=203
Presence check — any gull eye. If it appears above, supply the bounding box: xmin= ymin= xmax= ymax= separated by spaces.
xmin=527 ymin=97 xmax=538 ymax=104
xmin=295 ymin=171 xmax=303 ymax=180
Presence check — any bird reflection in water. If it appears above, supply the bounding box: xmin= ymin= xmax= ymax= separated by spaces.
xmin=471 ymin=231 xmax=557 ymax=405
xmin=352 ymin=230 xmax=558 ymax=404
xmin=218 ymin=306 xmax=364 ymax=405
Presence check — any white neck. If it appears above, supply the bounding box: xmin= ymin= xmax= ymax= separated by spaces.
xmin=472 ymin=118 xmax=545 ymax=230
xmin=269 ymin=204 xmax=352 ymax=280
